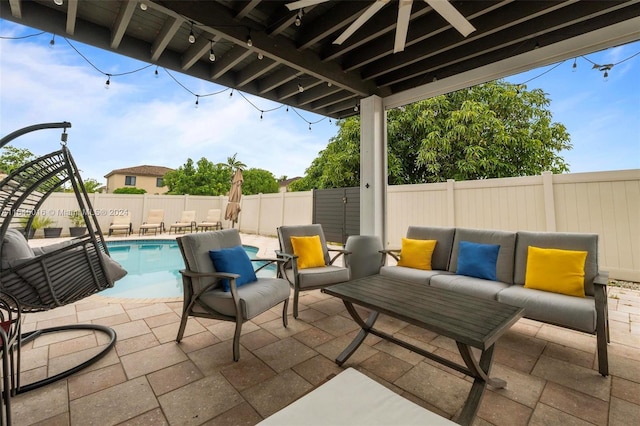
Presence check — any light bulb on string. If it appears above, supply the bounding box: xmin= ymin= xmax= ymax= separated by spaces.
xmin=188 ymin=22 xmax=196 ymax=44
xmin=260 ymin=111 xmax=264 ymax=120
xmin=154 ymin=67 xmax=159 ymax=78
xmin=258 ymin=52 xmax=263 ymax=60
xmin=295 ymin=10 xmax=303 ymax=27
xmin=139 ymin=2 xmax=148 ymax=11
xmin=229 ymin=89 xmax=233 ymax=98
xmin=308 ymin=123 xmax=311 ymax=131
xmin=54 ymin=0 xmax=63 ymax=6
xmin=572 ymin=58 xmax=577 ymax=72
xmin=49 ymin=34 xmax=55 ymax=47
xmin=104 ymin=75 xmax=111 ymax=89
xmin=298 ymin=83 xmax=304 ymax=93
xmin=603 ymin=70 xmax=609 ymax=81
xmin=353 ymin=104 xmax=359 ymax=112
xmin=247 ymin=36 xmax=253 ymax=47
xmin=195 ymin=96 xmax=199 ymax=108
xmin=209 ymin=41 xmax=216 ymax=61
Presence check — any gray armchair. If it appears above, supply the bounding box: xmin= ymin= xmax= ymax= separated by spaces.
xmin=176 ymin=229 xmax=290 ymax=361
xmin=276 ymin=224 xmax=350 ymax=318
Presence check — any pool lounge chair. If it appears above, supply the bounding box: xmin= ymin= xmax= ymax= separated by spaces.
xmin=196 ymin=209 xmax=222 ymax=232
xmin=168 ymin=210 xmax=196 ymax=234
xmin=139 ymin=209 xmax=165 ymax=236
xmin=108 ymin=213 xmax=132 ymax=236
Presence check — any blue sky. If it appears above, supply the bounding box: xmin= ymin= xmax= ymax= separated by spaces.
xmin=1 ymin=19 xmax=639 ymax=185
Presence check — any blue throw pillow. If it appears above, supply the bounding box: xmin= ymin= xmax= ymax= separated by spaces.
xmin=456 ymin=241 xmax=500 ymax=281
xmin=209 ymin=245 xmax=257 ymax=292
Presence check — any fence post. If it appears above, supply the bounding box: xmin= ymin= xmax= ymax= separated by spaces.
xmin=542 ymin=171 xmax=556 ymax=232
xmin=446 ymin=179 xmax=455 ymax=227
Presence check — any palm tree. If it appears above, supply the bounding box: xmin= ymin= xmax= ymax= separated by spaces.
xmin=225 ymin=153 xmax=246 ymax=172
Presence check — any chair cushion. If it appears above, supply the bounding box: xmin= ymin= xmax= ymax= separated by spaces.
xmin=524 ymin=246 xmax=587 ymax=297
xmin=380 ymin=265 xmax=451 ymax=285
xmin=285 ymin=265 xmax=349 ymax=289
xmin=405 ymin=226 xmax=455 ymax=271
xmin=1 ymin=228 xmax=35 ymax=269
xmin=397 ymin=238 xmax=436 ymax=270
xmin=449 ymin=228 xmax=517 ymax=285
xmin=209 ymin=245 xmax=257 ymax=291
xmin=278 ymin=224 xmax=331 ymax=265
xmin=497 ymin=285 xmax=596 ymax=333
xmin=430 ymin=274 xmax=510 ymax=300
xmin=290 ymin=235 xmax=326 ymax=269
xmin=514 ymin=231 xmax=598 ymax=296
xmin=456 ymin=241 xmax=500 ymax=281
xmin=199 ymin=277 xmax=290 ymax=319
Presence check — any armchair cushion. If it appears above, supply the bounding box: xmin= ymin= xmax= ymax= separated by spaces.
xmin=524 ymin=246 xmax=587 ymax=297
xmin=290 ymin=235 xmax=326 ymax=269
xmin=209 ymin=245 xmax=257 ymax=291
xmin=456 ymin=241 xmax=500 ymax=281
xmin=1 ymin=228 xmax=35 ymax=269
xmin=397 ymin=238 xmax=436 ymax=270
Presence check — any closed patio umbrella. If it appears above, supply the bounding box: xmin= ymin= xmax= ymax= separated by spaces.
xmin=225 ymin=169 xmax=243 ymax=228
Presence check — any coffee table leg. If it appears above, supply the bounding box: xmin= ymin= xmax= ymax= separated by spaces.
xmin=335 ymin=302 xmax=379 ymax=366
xmin=456 ymin=343 xmax=505 ymax=425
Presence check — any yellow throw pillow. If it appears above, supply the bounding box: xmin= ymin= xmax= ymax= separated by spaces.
xmin=290 ymin=235 xmax=326 ymax=269
xmin=397 ymin=238 xmax=437 ymax=270
xmin=524 ymin=246 xmax=587 ymax=297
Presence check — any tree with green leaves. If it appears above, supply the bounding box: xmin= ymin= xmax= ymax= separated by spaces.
xmin=291 ymin=80 xmax=571 ymax=190
xmin=164 ymin=158 xmax=232 ymax=195
xmin=0 ymin=146 xmax=35 ymax=174
xmin=242 ymin=168 xmax=279 ymax=195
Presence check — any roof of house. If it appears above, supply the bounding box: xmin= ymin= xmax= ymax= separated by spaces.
xmin=104 ymin=165 xmax=174 ymax=178
xmin=279 ymin=177 xmax=301 ymax=187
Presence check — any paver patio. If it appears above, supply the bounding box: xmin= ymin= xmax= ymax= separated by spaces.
xmin=10 ymin=233 xmax=640 ymax=425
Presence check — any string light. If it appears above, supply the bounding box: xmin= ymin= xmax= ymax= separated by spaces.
xmin=298 ymin=83 xmax=304 ymax=93
xmin=49 ymin=34 xmax=55 ymax=47
xmin=229 ymin=89 xmax=233 ymax=97
xmin=154 ymin=66 xmax=159 ymax=78
xmin=572 ymin=58 xmax=577 ymax=72
xmin=54 ymin=0 xmax=63 ymax=6
xmin=246 ymin=35 xmax=253 ymax=47
xmin=195 ymin=95 xmax=199 ymax=108
xmin=295 ymin=10 xmax=303 ymax=27
xmin=209 ymin=41 xmax=216 ymax=62
xmin=260 ymin=111 xmax=264 ymax=120
xmin=257 ymin=52 xmax=263 ymax=60
xmin=188 ymin=22 xmax=196 ymax=44
xmin=327 ymin=82 xmax=332 ymax=87
xmin=139 ymin=2 xmax=148 ymax=11
xmin=354 ymin=104 xmax=359 ymax=112
xmin=104 ymin=74 xmax=111 ymax=89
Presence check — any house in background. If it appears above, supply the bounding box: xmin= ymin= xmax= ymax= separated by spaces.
xmin=278 ymin=177 xmax=301 ymax=193
xmin=104 ymin=165 xmax=173 ymax=194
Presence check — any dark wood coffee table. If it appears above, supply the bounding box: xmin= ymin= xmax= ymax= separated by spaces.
xmin=322 ymin=274 xmax=524 ymax=426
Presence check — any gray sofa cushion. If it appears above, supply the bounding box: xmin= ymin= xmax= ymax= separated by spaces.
xmin=405 ymin=226 xmax=455 ymax=271
xmin=379 ymin=265 xmax=451 ymax=285
xmin=449 ymin=228 xmax=517 ymax=285
xmin=514 ymin=231 xmax=598 ymax=297
xmin=497 ymin=285 xmax=596 ymax=333
xmin=200 ymin=276 xmax=291 ymax=319
xmin=430 ymin=274 xmax=510 ymax=300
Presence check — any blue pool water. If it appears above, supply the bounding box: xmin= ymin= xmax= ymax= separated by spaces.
xmin=100 ymin=240 xmax=275 ymax=299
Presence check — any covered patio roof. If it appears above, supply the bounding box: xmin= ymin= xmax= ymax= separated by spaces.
xmin=1 ymin=1 xmax=639 ymax=119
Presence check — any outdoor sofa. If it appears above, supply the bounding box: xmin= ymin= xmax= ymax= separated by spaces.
xmin=378 ymin=226 xmax=609 ymax=376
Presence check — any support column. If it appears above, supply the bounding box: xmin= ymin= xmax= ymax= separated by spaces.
xmin=359 ymin=95 xmax=387 ymax=243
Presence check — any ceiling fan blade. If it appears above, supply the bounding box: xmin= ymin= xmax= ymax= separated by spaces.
xmin=285 ymin=0 xmax=330 ymax=12
xmin=424 ymin=0 xmax=476 ymax=37
xmin=334 ymin=0 xmax=390 ymax=45
xmin=394 ymin=0 xmax=413 ymax=53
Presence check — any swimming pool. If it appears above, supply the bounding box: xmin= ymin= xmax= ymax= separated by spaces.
xmin=100 ymin=240 xmax=275 ymax=299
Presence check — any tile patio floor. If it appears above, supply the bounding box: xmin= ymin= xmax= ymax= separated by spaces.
xmin=10 ymin=233 xmax=640 ymax=425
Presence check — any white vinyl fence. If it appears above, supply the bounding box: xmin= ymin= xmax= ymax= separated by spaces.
xmin=37 ymin=169 xmax=639 ymax=281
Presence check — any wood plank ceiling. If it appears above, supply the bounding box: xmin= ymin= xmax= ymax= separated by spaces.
xmin=2 ymin=0 xmax=640 ymax=119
